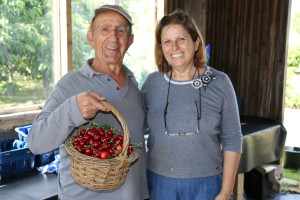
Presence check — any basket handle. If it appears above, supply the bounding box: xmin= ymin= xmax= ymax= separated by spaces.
xmin=100 ymin=101 xmax=130 ymax=157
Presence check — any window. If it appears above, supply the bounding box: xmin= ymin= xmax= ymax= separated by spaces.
xmin=0 ymin=0 xmax=55 ymax=114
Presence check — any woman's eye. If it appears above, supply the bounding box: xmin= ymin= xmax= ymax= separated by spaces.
xmin=163 ymin=40 xmax=170 ymax=44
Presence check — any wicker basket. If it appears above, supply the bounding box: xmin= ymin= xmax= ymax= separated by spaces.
xmin=64 ymin=101 xmax=138 ymax=190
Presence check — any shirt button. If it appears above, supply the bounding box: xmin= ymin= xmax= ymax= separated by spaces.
xmin=107 ymin=78 xmax=111 ymax=81
xmin=116 ymin=87 xmax=120 ymax=90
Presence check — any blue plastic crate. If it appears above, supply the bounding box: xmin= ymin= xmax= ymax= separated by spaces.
xmin=35 ymin=148 xmax=59 ymax=167
xmin=0 ymin=140 xmax=35 ymax=180
xmin=15 ymin=125 xmax=32 ymax=143
xmin=14 ymin=125 xmax=60 ymax=167
xmin=0 ymin=139 xmax=14 ymax=152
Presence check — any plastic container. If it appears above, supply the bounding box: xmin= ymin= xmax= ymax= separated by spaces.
xmin=283 ymin=146 xmax=300 ymax=169
xmin=0 ymin=139 xmax=14 ymax=152
xmin=35 ymin=148 xmax=60 ymax=167
xmin=0 ymin=140 xmax=35 ymax=180
xmin=14 ymin=125 xmax=60 ymax=167
xmin=15 ymin=125 xmax=32 ymax=143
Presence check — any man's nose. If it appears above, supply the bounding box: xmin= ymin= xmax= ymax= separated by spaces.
xmin=109 ymin=28 xmax=118 ymax=41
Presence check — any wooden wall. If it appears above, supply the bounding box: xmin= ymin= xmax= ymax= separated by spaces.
xmin=164 ymin=0 xmax=291 ymax=122
xmin=164 ymin=0 xmax=207 ymax=39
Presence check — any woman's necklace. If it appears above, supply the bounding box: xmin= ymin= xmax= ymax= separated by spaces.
xmin=164 ymin=68 xmax=201 ymax=136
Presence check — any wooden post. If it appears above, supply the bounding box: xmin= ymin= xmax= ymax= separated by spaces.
xmin=233 ymin=173 xmax=244 ymax=200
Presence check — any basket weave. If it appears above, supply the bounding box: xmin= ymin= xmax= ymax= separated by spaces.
xmin=64 ymin=101 xmax=138 ymax=190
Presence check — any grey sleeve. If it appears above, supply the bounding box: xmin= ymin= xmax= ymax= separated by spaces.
xmin=219 ymin=75 xmax=243 ymax=153
xmin=141 ymin=75 xmax=149 ymax=133
xmin=27 ymin=84 xmax=87 ymax=154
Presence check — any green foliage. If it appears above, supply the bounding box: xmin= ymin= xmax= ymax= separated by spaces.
xmin=0 ymin=82 xmax=45 ymax=108
xmin=291 ymin=12 xmax=300 ymax=35
xmin=287 ymin=45 xmax=300 ymax=68
xmin=2 ymin=82 xmax=20 ymax=95
xmin=0 ymin=0 xmax=53 ymax=98
xmin=285 ymin=68 xmax=300 ymax=108
xmin=283 ymin=168 xmax=300 ymax=182
xmin=285 ymin=11 xmax=300 ymax=108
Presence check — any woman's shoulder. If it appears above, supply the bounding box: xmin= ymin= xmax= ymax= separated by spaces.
xmin=146 ymin=71 xmax=165 ymax=82
xmin=148 ymin=70 xmax=163 ymax=77
xmin=142 ymin=71 xmax=164 ymax=90
xmin=206 ymin=66 xmax=228 ymax=79
xmin=206 ymin=66 xmax=235 ymax=93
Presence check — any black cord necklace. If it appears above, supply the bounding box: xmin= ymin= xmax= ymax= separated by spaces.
xmin=164 ymin=68 xmax=201 ymax=136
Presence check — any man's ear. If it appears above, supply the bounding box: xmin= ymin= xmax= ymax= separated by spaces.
xmin=87 ymin=30 xmax=94 ymax=47
xmin=128 ymin=34 xmax=134 ymax=48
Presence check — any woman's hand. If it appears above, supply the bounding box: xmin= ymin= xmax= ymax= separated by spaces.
xmin=215 ymin=192 xmax=231 ymax=200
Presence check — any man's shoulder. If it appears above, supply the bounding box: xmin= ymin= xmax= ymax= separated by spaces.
xmin=56 ymin=69 xmax=84 ymax=86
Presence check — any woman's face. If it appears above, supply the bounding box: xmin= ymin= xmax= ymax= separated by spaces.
xmin=161 ymin=24 xmax=199 ymax=70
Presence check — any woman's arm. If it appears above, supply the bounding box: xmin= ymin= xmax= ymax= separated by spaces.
xmin=215 ymin=150 xmax=241 ymax=200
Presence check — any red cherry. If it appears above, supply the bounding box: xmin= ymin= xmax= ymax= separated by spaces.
xmin=86 ymin=129 xmax=93 ymax=135
xmin=98 ymin=129 xmax=106 ymax=136
xmin=103 ymin=143 xmax=111 ymax=149
xmin=116 ymin=135 xmax=124 ymax=141
xmin=76 ymin=145 xmax=84 ymax=153
xmin=73 ymin=140 xmax=80 ymax=146
xmin=100 ymin=136 xmax=109 ymax=143
xmin=97 ymin=127 xmax=104 ymax=132
xmin=79 ymin=139 xmax=87 ymax=146
xmin=127 ymin=148 xmax=132 ymax=155
xmin=85 ymin=148 xmax=93 ymax=155
xmin=107 ymin=130 xmax=114 ymax=137
xmin=100 ymin=151 xmax=109 ymax=159
xmin=91 ymin=128 xmax=97 ymax=134
xmin=94 ymin=133 xmax=101 ymax=140
xmin=93 ymin=140 xmax=101 ymax=148
xmin=108 ymin=148 xmax=115 ymax=155
xmin=80 ymin=129 xmax=86 ymax=136
xmin=94 ymin=150 xmax=102 ymax=158
xmin=84 ymin=134 xmax=91 ymax=140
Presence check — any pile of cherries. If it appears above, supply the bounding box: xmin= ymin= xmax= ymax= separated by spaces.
xmin=72 ymin=123 xmax=136 ymax=159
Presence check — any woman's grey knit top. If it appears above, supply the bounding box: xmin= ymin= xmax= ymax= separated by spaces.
xmin=141 ymin=66 xmax=242 ymax=178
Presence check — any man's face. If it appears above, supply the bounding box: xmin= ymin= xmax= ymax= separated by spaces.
xmin=88 ymin=10 xmax=133 ymax=66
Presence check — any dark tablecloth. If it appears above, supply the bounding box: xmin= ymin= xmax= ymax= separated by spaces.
xmin=237 ymin=116 xmax=287 ymax=173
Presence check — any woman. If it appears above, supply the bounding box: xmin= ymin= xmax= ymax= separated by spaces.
xmin=141 ymin=9 xmax=242 ymax=200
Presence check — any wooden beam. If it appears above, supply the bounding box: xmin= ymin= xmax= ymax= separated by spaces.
xmin=66 ymin=0 xmax=72 ymax=72
xmin=233 ymin=173 xmax=244 ymax=200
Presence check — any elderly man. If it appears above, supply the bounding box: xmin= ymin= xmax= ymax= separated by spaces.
xmin=28 ymin=5 xmax=148 ymax=200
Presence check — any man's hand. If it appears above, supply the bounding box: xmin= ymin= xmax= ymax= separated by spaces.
xmin=76 ymin=90 xmax=110 ymax=119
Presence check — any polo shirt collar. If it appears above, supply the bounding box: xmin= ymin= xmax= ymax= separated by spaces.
xmin=79 ymin=58 xmax=134 ymax=79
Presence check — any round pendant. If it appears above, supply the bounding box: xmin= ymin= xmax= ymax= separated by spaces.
xmin=192 ymin=79 xmax=202 ymax=89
